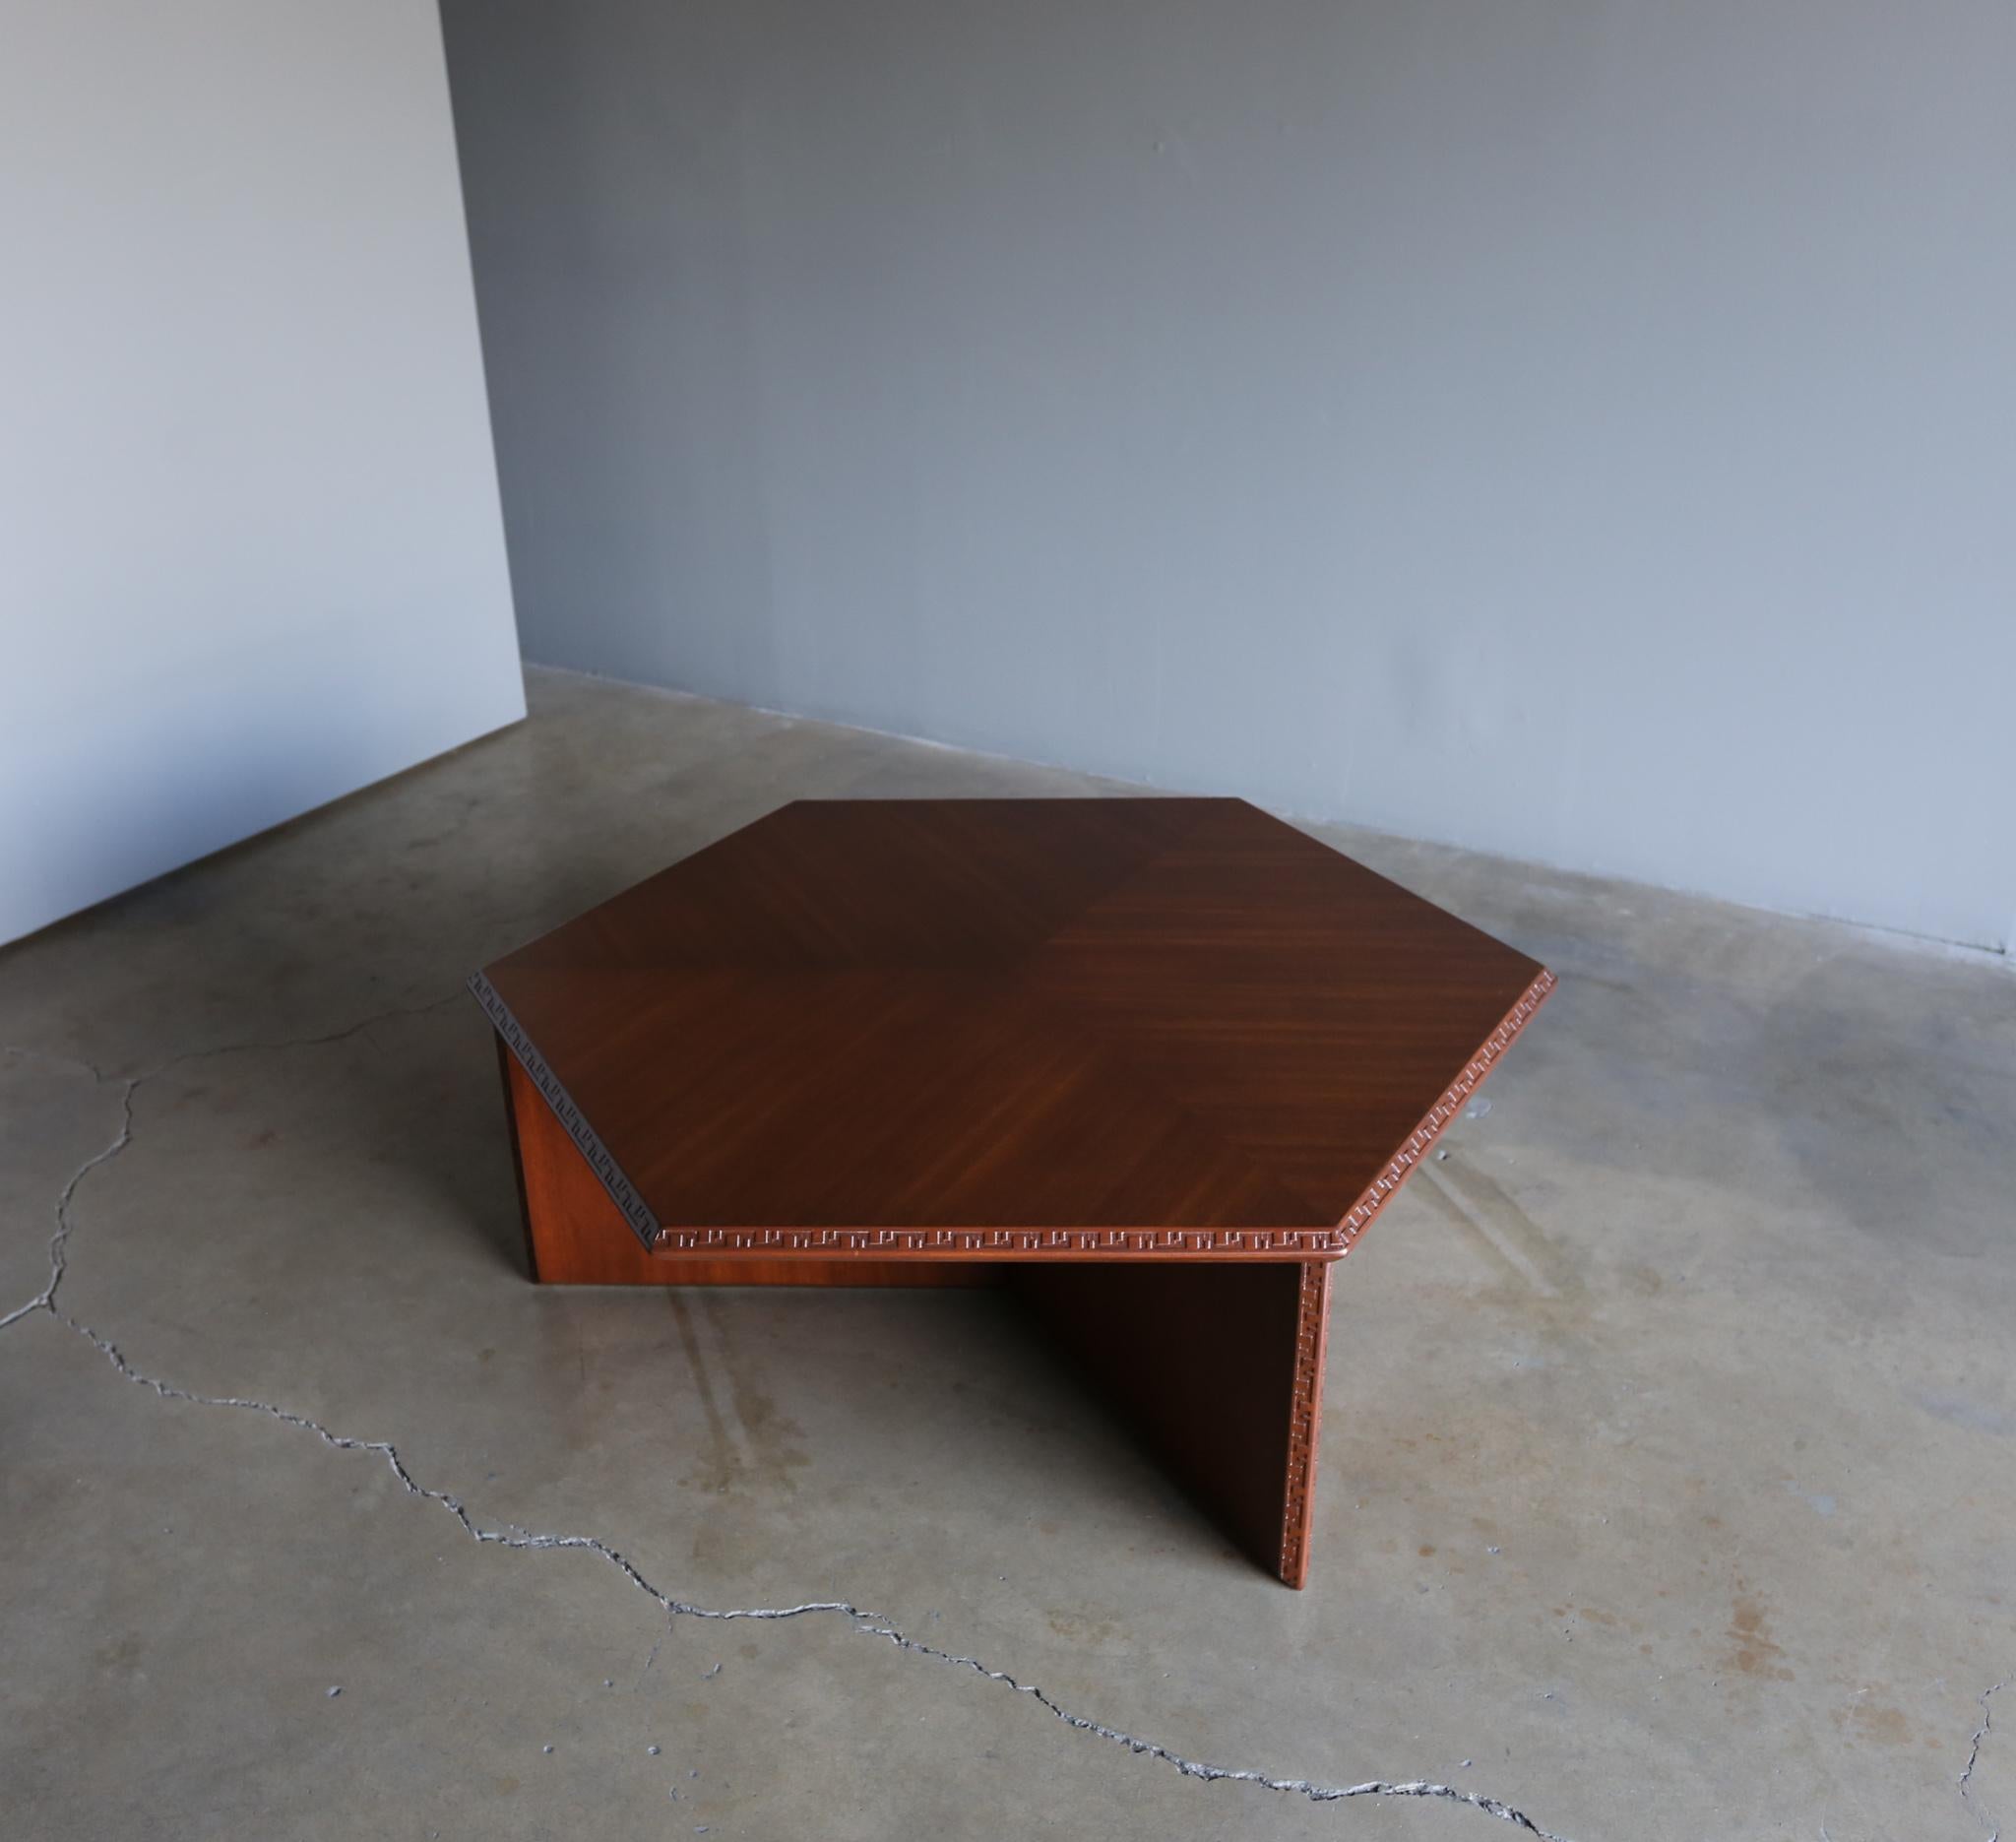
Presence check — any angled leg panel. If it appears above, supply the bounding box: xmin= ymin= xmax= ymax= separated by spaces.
xmin=1009 ymin=1259 xmax=1333 ymax=1587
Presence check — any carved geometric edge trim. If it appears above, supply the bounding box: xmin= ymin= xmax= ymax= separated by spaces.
xmin=1327 ymin=964 xmax=1557 ymax=1254
xmin=472 ymin=961 xmax=1554 ymax=1261
xmin=1278 ymin=1260 xmax=1332 ymax=1588
xmin=651 ymin=1224 xmax=1343 ymax=1257
xmin=468 ymin=971 xmax=662 ymax=1253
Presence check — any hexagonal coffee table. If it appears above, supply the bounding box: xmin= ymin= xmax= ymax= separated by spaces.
xmin=470 ymin=798 xmax=1553 ymax=1586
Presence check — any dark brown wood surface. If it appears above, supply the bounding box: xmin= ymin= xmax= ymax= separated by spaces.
xmin=476 ymin=797 xmax=1551 ymax=1259
xmin=504 ymin=1047 xmax=994 ymax=1288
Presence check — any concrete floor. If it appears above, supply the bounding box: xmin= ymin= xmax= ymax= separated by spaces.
xmin=3 ymin=667 xmax=2012 ymax=1842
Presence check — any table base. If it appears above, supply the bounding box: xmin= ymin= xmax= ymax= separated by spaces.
xmin=498 ymin=1041 xmax=1335 ymax=1587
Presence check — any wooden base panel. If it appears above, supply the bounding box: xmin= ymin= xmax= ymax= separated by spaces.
xmin=1010 ymin=1259 xmax=1330 ymax=1587
xmin=497 ymin=1034 xmax=1332 ymax=1585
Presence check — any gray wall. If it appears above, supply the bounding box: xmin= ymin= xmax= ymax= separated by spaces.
xmin=0 ymin=0 xmax=524 ymax=946
xmin=443 ymin=0 xmax=2015 ymax=951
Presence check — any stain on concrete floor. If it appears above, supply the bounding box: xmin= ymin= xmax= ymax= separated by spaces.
xmin=3 ymin=667 xmax=2012 ymax=1840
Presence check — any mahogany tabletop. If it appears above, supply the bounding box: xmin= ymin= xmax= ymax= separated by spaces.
xmin=471 ymin=797 xmax=1552 ymax=1260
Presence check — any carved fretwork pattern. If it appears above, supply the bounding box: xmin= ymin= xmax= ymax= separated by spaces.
xmin=1278 ymin=1261 xmax=1331 ymax=1585
xmin=1328 ymin=966 xmax=1557 ymax=1254
xmin=468 ymin=972 xmax=662 ymax=1252
xmin=652 ymin=1225 xmax=1341 ymax=1256
xmin=471 ymin=966 xmax=1554 ymax=1261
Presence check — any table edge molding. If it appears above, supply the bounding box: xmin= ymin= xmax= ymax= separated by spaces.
xmin=469 ymin=970 xmax=662 ymax=1252
xmin=1329 ymin=963 xmax=1558 ymax=1254
xmin=1278 ymin=1260 xmax=1332 ymax=1585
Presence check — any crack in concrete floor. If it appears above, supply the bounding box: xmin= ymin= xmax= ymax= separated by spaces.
xmin=1961 ymin=1680 xmax=2008 ymax=1841
xmin=6 ymin=1004 xmax=2007 ymax=1840
xmin=2 ymin=1007 xmax=1585 ymax=1839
